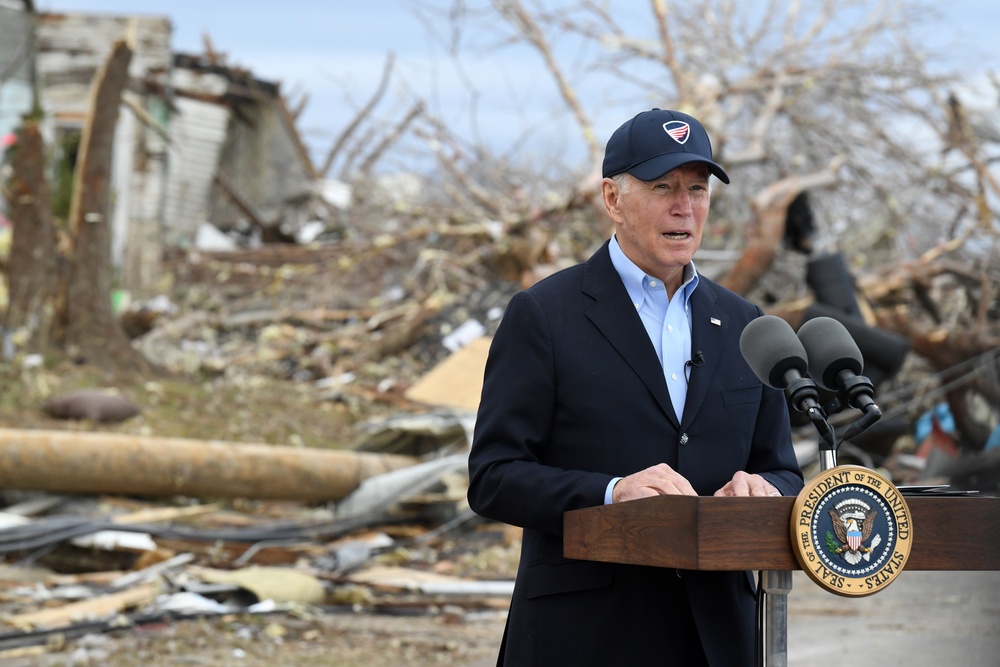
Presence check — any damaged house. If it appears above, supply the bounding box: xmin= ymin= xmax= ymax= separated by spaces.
xmin=0 ymin=5 xmax=333 ymax=296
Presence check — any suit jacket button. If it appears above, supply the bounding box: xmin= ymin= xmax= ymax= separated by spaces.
xmin=679 ymin=433 xmax=689 ymax=446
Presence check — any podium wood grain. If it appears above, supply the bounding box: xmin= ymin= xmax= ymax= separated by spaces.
xmin=563 ymin=495 xmax=1000 ymax=571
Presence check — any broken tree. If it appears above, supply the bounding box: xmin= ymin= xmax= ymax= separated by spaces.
xmin=62 ymin=36 xmax=149 ymax=373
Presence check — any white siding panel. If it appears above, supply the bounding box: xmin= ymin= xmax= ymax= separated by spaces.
xmin=37 ymin=13 xmax=171 ymax=122
xmin=110 ymin=107 xmax=136 ymax=268
xmin=162 ymin=97 xmax=230 ymax=246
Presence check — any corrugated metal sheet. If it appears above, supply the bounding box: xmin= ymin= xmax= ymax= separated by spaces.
xmin=161 ymin=95 xmax=231 ymax=246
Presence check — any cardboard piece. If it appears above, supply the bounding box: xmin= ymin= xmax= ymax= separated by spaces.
xmin=404 ymin=336 xmax=491 ymax=411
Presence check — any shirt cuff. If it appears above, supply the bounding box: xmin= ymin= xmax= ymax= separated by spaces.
xmin=604 ymin=477 xmax=623 ymax=505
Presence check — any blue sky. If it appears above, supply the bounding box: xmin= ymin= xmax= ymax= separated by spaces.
xmin=29 ymin=1 xmax=1000 ymax=171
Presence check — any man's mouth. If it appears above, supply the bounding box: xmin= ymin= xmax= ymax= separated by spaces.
xmin=663 ymin=231 xmax=690 ymax=239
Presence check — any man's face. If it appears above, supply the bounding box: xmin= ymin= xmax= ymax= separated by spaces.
xmin=603 ymin=164 xmax=711 ymax=286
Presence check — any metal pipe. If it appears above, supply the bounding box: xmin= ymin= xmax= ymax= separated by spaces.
xmin=761 ymin=569 xmax=793 ymax=667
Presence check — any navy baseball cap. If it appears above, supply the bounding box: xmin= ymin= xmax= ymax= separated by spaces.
xmin=602 ymin=109 xmax=730 ymax=184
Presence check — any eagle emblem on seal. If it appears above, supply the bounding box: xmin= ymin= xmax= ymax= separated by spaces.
xmin=826 ymin=499 xmax=882 ymax=565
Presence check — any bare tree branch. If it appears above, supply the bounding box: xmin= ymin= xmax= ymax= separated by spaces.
xmin=354 ymin=101 xmax=427 ymax=181
xmin=493 ymin=0 xmax=601 ymax=170
xmin=320 ymin=53 xmax=396 ymax=178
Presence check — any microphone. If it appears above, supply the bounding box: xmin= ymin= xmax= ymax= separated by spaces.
xmin=741 ymin=315 xmax=838 ymax=464
xmin=686 ymin=350 xmax=705 ymax=369
xmin=796 ymin=317 xmax=878 ymax=412
xmin=738 ymin=316 xmax=820 ymax=414
xmin=797 ymin=316 xmax=882 ymax=443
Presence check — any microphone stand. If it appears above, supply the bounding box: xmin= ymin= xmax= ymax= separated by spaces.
xmin=783 ymin=375 xmax=839 ymax=472
xmin=817 ymin=372 xmax=883 ymax=471
xmin=762 ymin=374 xmax=884 ymax=664
xmin=763 ymin=368 xmax=882 ymax=667
xmin=755 ymin=328 xmax=884 ymax=667
xmin=810 ymin=407 xmax=839 ymax=472
xmin=760 ymin=375 xmax=833 ymax=667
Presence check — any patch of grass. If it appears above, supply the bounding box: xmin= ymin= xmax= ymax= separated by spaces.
xmin=0 ymin=356 xmax=367 ymax=450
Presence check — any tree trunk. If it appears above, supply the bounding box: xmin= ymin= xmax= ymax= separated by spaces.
xmin=64 ymin=39 xmax=149 ymax=374
xmin=4 ymin=120 xmax=58 ymax=345
xmin=717 ymin=177 xmax=798 ymax=296
xmin=718 ymin=160 xmax=843 ymax=296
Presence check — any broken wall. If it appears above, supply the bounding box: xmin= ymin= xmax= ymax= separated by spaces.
xmin=36 ymin=12 xmax=172 ymax=296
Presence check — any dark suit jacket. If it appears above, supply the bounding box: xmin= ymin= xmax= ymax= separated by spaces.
xmin=468 ymin=240 xmax=804 ymax=667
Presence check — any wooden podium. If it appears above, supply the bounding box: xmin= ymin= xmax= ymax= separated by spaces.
xmin=564 ymin=494 xmax=1000 ymax=665
xmin=565 ymin=494 xmax=1000 ymax=571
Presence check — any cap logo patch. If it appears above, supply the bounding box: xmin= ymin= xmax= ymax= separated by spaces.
xmin=663 ymin=121 xmax=690 ymax=144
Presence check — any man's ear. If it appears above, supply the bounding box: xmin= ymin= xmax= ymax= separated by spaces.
xmin=601 ymin=178 xmax=623 ymax=223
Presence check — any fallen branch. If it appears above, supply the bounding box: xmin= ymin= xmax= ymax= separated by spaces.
xmin=718 ymin=157 xmax=843 ymax=296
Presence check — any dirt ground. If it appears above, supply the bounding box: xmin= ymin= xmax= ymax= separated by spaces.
xmin=7 ymin=611 xmax=507 ymax=667
xmin=4 ymin=570 xmax=997 ymax=666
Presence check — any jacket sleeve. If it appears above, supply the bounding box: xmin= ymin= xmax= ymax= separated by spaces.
xmin=743 ymin=306 xmax=804 ymax=497
xmin=467 ymin=290 xmax=612 ymax=536
xmin=748 ymin=381 xmax=804 ymax=496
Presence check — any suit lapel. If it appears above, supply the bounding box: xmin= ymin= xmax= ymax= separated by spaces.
xmin=681 ymin=281 xmax=726 ymax=429
xmin=582 ymin=244 xmax=675 ymax=422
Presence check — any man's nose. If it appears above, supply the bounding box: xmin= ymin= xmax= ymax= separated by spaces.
xmin=671 ymin=192 xmax=694 ymax=214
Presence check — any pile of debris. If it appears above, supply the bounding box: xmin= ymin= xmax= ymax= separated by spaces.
xmin=2 ymin=232 xmax=999 ymax=662
xmin=0 ymin=410 xmax=517 ymax=663
xmin=0 ymin=201 xmax=598 ymax=661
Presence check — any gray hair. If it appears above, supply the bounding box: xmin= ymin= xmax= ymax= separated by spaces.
xmin=612 ymin=172 xmax=633 ymax=196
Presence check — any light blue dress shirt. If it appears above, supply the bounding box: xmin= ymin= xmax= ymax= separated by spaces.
xmin=603 ymin=235 xmax=699 ymax=504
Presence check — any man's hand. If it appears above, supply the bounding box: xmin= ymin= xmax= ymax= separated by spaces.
xmin=612 ymin=463 xmax=697 ymax=503
xmin=714 ymin=470 xmax=780 ymax=497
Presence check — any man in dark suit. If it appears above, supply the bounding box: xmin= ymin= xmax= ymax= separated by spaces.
xmin=467 ymin=109 xmax=804 ymax=666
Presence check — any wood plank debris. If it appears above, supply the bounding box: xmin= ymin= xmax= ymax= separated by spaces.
xmin=2 ymin=581 xmax=161 ymax=631
xmin=346 ymin=565 xmax=514 ymax=597
xmin=0 ymin=486 xmax=519 ymax=659
xmin=404 ymin=336 xmax=491 ymax=411
xmin=190 ymin=565 xmax=326 ymax=605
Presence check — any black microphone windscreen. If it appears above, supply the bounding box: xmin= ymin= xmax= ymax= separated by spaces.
xmin=797 ymin=316 xmax=863 ymax=390
xmin=739 ymin=315 xmax=809 ymax=389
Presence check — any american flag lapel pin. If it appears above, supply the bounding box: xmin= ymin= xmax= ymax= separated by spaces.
xmin=710 ymin=317 xmax=721 ymax=326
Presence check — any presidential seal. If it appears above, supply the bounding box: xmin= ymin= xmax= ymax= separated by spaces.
xmin=790 ymin=465 xmax=912 ymax=597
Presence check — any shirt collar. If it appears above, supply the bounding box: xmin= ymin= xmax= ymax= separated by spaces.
xmin=609 ymin=235 xmax=700 ymax=307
